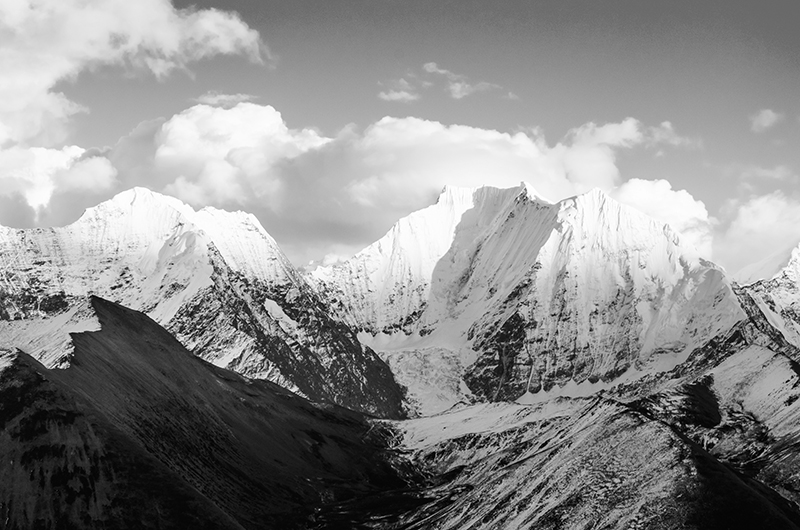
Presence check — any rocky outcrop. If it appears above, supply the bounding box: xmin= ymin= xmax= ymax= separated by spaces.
xmin=373 ymin=398 xmax=800 ymax=529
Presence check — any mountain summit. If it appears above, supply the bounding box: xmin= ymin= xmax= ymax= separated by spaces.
xmin=0 ymin=188 xmax=405 ymax=418
xmin=310 ymin=183 xmax=742 ymax=411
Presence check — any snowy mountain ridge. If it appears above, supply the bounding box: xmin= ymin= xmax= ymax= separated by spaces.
xmin=310 ymin=183 xmax=544 ymax=336
xmin=310 ymin=183 xmax=745 ymax=412
xmin=6 ymin=184 xmax=800 ymax=528
xmin=0 ymin=187 xmax=405 ymax=418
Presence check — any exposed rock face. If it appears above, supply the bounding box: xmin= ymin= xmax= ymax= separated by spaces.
xmin=311 ymin=184 xmax=744 ymax=405
xmin=0 ymin=188 xmax=404 ymax=418
xmin=5 ymin=186 xmax=800 ymax=528
xmin=368 ymin=397 xmax=800 ymax=530
xmin=0 ymin=296 xmax=408 ymax=529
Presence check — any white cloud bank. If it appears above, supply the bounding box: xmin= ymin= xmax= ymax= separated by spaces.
xmin=12 ymin=90 xmax=792 ymax=275
xmin=3 ymin=2 xmax=782 ymax=275
xmin=17 ymin=102 xmax=712 ymax=264
xmin=0 ymin=0 xmax=266 ymax=220
xmin=0 ymin=0 xmax=266 ymax=147
xmin=715 ymin=191 xmax=800 ymax=275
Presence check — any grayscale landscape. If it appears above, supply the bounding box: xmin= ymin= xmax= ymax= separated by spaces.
xmin=1 ymin=1 xmax=799 ymax=529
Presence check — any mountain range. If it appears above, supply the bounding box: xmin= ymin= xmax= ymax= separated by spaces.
xmin=2 ymin=183 xmax=800 ymax=528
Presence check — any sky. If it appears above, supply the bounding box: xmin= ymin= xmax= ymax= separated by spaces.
xmin=1 ymin=0 xmax=799 ymax=275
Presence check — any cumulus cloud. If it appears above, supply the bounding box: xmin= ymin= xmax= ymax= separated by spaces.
xmin=0 ymin=0 xmax=266 ymax=147
xmin=41 ymin=104 xmax=701 ymax=264
xmin=0 ymin=145 xmax=117 ymax=217
xmin=715 ymin=191 xmax=800 ymax=273
xmin=0 ymin=0 xmax=266 ymax=221
xmin=155 ymin=103 xmax=329 ymax=206
xmin=192 ymin=92 xmax=258 ymax=107
xmin=750 ymin=109 xmax=784 ymax=133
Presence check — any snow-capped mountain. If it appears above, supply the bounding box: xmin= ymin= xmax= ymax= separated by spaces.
xmin=733 ymin=241 xmax=800 ymax=286
xmin=310 ymin=184 xmax=745 ymax=412
xmin=5 ymin=184 xmax=800 ymax=528
xmin=741 ymin=244 xmax=800 ymax=350
xmin=0 ymin=188 xmax=404 ymax=418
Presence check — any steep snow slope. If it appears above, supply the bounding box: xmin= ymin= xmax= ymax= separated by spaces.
xmin=742 ymin=245 xmax=800 ymax=350
xmin=456 ymin=188 xmax=743 ymax=401
xmin=311 ymin=185 xmax=488 ymax=334
xmin=0 ymin=188 xmax=404 ymax=418
xmin=734 ymin=242 xmax=799 ymax=286
xmin=0 ymin=296 xmax=408 ymax=529
xmin=312 ymin=184 xmax=745 ymax=409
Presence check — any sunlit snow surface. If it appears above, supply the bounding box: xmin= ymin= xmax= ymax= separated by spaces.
xmin=0 ymin=187 xmax=404 ymax=417
xmin=313 ymin=183 xmax=746 ymax=413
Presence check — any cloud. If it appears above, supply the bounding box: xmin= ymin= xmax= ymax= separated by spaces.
xmin=0 ymin=0 xmax=266 ymax=222
xmin=750 ymin=109 xmax=784 ymax=133
xmin=192 ymin=92 xmax=257 ymax=107
xmin=154 ymin=103 xmax=329 ymax=206
xmin=0 ymin=145 xmax=117 ymax=219
xmin=715 ymin=191 xmax=800 ymax=273
xmin=646 ymin=121 xmax=702 ymax=148
xmin=378 ymin=78 xmax=420 ymax=103
xmin=422 ymin=62 xmax=501 ymax=99
xmin=378 ymin=90 xmax=420 ymax=103
xmin=0 ymin=0 xmax=267 ymax=146
xmin=741 ymin=164 xmax=796 ymax=181
xmin=611 ymin=179 xmax=712 ymax=257
xmin=46 ymin=104 xmax=698 ymax=264
xmin=379 ymin=64 xmax=516 ymax=103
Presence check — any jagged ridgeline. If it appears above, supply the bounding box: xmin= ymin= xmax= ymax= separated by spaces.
xmin=6 ymin=184 xmax=800 ymax=529
xmin=0 ymin=296 xmax=410 ymax=528
xmin=310 ymin=183 xmax=741 ymax=410
xmin=0 ymin=188 xmax=404 ymax=419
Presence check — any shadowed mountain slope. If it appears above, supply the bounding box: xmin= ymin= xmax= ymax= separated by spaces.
xmin=0 ymin=296 xmax=407 ymax=529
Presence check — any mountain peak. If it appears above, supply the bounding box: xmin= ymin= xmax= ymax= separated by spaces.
xmin=568 ymin=187 xmax=612 ymax=205
xmin=78 ymin=186 xmax=196 ymax=227
xmin=437 ymin=185 xmax=477 ymax=207
xmin=518 ymin=180 xmax=547 ymax=202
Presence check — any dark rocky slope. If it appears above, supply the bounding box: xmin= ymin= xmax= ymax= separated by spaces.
xmin=0 ymin=296 xmax=407 ymax=529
